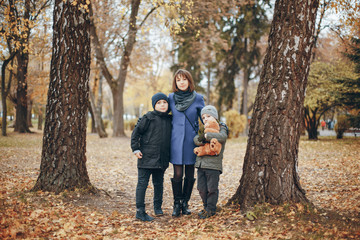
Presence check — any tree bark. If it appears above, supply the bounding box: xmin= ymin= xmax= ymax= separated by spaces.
xmin=229 ymin=0 xmax=319 ymax=210
xmin=33 ymin=0 xmax=93 ymax=193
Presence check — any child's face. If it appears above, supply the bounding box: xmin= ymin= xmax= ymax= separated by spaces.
xmin=176 ymin=74 xmax=189 ymax=91
xmin=202 ymin=114 xmax=216 ymax=125
xmin=155 ymin=100 xmax=168 ymax=112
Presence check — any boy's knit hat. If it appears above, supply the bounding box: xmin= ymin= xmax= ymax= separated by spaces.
xmin=201 ymin=105 xmax=218 ymax=120
xmin=152 ymin=92 xmax=169 ymax=109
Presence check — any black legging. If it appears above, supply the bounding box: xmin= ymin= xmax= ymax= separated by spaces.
xmin=173 ymin=164 xmax=195 ymax=181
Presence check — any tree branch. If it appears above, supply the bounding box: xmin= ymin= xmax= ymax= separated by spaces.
xmin=139 ymin=6 xmax=159 ymax=28
xmin=89 ymin=3 xmax=117 ymax=89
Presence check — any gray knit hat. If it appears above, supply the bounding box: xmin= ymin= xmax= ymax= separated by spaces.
xmin=201 ymin=105 xmax=218 ymax=120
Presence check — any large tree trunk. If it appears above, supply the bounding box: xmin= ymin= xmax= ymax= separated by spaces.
xmin=229 ymin=0 xmax=319 ymax=210
xmin=33 ymin=0 xmax=93 ymax=193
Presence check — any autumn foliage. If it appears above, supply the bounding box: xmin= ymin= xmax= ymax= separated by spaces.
xmin=1 ymin=131 xmax=359 ymax=239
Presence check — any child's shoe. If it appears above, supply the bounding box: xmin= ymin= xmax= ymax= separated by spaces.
xmin=198 ymin=209 xmax=206 ymax=217
xmin=136 ymin=208 xmax=154 ymax=221
xmin=154 ymin=207 xmax=164 ymax=216
xmin=199 ymin=210 xmax=215 ymax=219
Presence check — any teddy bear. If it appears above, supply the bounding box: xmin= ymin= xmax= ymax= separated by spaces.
xmin=194 ymin=118 xmax=222 ymax=157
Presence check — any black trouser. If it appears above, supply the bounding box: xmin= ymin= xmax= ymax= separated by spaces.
xmin=197 ymin=168 xmax=220 ymax=213
xmin=136 ymin=168 xmax=164 ymax=209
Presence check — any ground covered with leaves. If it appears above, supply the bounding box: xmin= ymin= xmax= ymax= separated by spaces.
xmin=0 ymin=129 xmax=359 ymax=239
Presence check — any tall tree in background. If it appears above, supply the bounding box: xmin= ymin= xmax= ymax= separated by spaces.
xmin=33 ymin=0 xmax=93 ymax=193
xmin=229 ymin=0 xmax=319 ymax=209
xmin=335 ymin=38 xmax=360 ymax=128
xmin=170 ymin=1 xmax=234 ymax=102
xmin=1 ymin=0 xmax=50 ymax=134
xmin=217 ymin=1 xmax=269 ymax=114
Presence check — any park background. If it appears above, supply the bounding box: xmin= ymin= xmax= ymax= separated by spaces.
xmin=1 ymin=0 xmax=360 ymax=239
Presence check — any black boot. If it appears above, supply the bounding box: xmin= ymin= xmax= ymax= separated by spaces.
xmin=182 ymin=178 xmax=195 ymax=215
xmin=136 ymin=208 xmax=154 ymax=222
xmin=171 ymin=178 xmax=182 ymax=217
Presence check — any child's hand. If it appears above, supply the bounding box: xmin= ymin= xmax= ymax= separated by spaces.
xmin=135 ymin=151 xmax=143 ymax=159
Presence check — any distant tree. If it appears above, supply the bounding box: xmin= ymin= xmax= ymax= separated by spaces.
xmin=1 ymin=0 xmax=50 ymax=134
xmin=170 ymin=1 xmax=234 ymax=103
xmin=1 ymin=53 xmax=16 ymax=136
xmin=33 ymin=0 xmax=93 ymax=193
xmin=228 ymin=0 xmax=319 ymax=209
xmin=335 ymin=38 xmax=360 ymax=128
xmin=217 ymin=0 xmax=269 ymax=117
xmin=303 ymin=61 xmax=356 ymax=139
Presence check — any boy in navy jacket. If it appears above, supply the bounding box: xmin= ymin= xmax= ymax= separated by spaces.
xmin=131 ymin=93 xmax=172 ymax=221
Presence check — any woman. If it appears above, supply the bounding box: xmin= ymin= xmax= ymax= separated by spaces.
xmin=169 ymin=69 xmax=205 ymax=217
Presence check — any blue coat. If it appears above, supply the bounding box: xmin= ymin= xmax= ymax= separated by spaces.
xmin=169 ymin=92 xmax=205 ymax=165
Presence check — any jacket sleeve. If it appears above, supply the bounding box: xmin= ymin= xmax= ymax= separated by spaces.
xmin=205 ymin=125 xmax=228 ymax=144
xmin=193 ymin=134 xmax=205 ymax=146
xmin=130 ymin=116 xmax=150 ymax=152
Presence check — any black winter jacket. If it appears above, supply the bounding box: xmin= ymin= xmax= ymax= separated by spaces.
xmin=131 ymin=111 xmax=172 ymax=170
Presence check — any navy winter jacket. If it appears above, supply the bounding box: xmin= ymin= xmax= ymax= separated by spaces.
xmin=131 ymin=111 xmax=172 ymax=170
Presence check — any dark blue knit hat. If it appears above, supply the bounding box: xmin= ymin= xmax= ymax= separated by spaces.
xmin=151 ymin=92 xmax=169 ymax=109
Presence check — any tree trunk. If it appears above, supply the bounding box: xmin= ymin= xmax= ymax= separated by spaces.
xmin=206 ymin=66 xmax=211 ymax=105
xmin=1 ymin=52 xmax=16 ymax=136
xmin=228 ymin=0 xmax=319 ymax=210
xmin=33 ymin=0 xmax=93 ymax=193
xmin=88 ymin=101 xmax=97 ymax=133
xmin=14 ymin=0 xmax=31 ymax=133
xmin=112 ymin=87 xmax=125 ymax=137
xmin=242 ymin=68 xmax=249 ymax=135
xmin=97 ymin=75 xmax=107 ymax=132
xmin=304 ymin=106 xmax=319 ymax=140
xmin=89 ymin=90 xmax=107 ymax=138
xmin=27 ymin=99 xmax=33 ymax=128
xmin=14 ymin=52 xmax=31 ymax=133
xmin=37 ymin=108 xmax=43 ymax=130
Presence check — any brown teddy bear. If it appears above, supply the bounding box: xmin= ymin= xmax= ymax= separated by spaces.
xmin=194 ymin=118 xmax=222 ymax=157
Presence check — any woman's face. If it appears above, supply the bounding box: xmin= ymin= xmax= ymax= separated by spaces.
xmin=176 ymin=74 xmax=189 ymax=91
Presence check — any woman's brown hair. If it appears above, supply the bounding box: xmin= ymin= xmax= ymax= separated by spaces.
xmin=172 ymin=69 xmax=195 ymax=92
